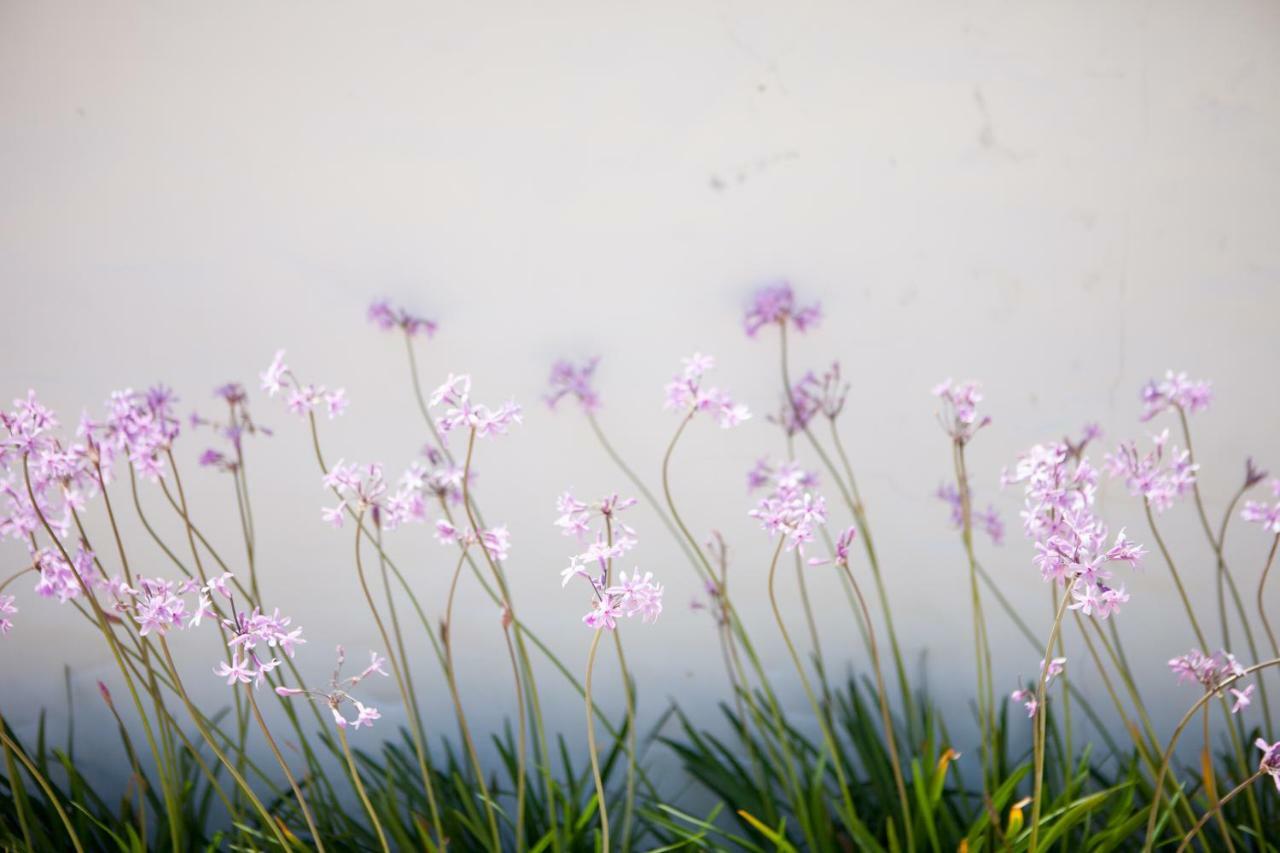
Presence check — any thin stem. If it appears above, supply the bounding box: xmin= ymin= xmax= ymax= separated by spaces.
xmin=157 ymin=639 xmax=290 ymax=850
xmin=1176 ymin=770 xmax=1266 ymax=853
xmin=1258 ymin=534 xmax=1280 ymax=659
xmin=1144 ymin=503 xmax=1208 ymax=648
xmin=1201 ymin=705 xmax=1236 ymax=853
xmin=442 ymin=547 xmax=502 ymax=850
xmin=1142 ymin=657 xmax=1280 ymax=849
xmin=1029 ymin=584 xmax=1072 ymax=853
xmin=766 ymin=538 xmax=865 ymax=841
xmin=246 ymin=687 xmax=325 ymax=851
xmin=0 ymin=720 xmax=85 ymax=853
xmin=503 ymin=619 xmax=529 ymax=853
xmin=338 ymin=725 xmax=391 ymax=853
xmin=612 ymin=630 xmax=637 ymax=853
xmin=352 ymin=513 xmax=446 ymax=848
xmin=585 ymin=627 xmax=610 ymax=853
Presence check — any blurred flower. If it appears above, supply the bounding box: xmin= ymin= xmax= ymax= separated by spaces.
xmin=275 ymin=646 xmax=388 ymax=731
xmin=430 ymin=373 xmax=522 ymax=439
xmin=0 ymin=594 xmax=15 ymax=636
xmin=663 ymin=354 xmax=750 ymax=429
xmin=367 ymin=299 xmax=438 ymax=338
xmin=1140 ymin=370 xmax=1211 ymax=422
xmin=1256 ymin=739 xmax=1280 ymax=791
xmin=933 ymin=379 xmax=990 ymax=444
xmin=546 ymin=358 xmax=601 ymax=413
xmin=1104 ymin=429 xmax=1197 ymax=513
xmin=936 ymin=481 xmax=1003 ymax=545
xmin=743 ymin=282 xmax=821 ymax=338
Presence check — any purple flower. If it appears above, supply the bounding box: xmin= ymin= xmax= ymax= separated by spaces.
xmin=1005 ymin=441 xmax=1145 ymax=619
xmin=275 ymin=646 xmax=389 ymax=731
xmin=1243 ymin=482 xmax=1280 ymax=533
xmin=260 ymin=351 xmax=348 ymax=420
xmin=1256 ymin=739 xmax=1280 ymax=792
xmin=1140 ymin=370 xmax=1212 ymax=422
xmin=663 ymin=354 xmax=750 ymax=428
xmin=809 ymin=525 xmax=857 ymax=568
xmin=749 ymin=462 xmax=827 ymax=553
xmin=933 ymin=379 xmax=991 ymax=444
xmin=936 ymin=481 xmax=1003 ymax=545
xmin=215 ymin=654 xmax=256 ymax=685
xmin=1168 ymin=649 xmax=1252 ymax=712
xmin=1104 ymin=429 xmax=1197 ymax=513
xmin=583 ymin=596 xmax=622 ymax=630
xmin=367 ymin=299 xmax=438 ymax=338
xmin=545 ymin=358 xmax=601 ymax=413
xmin=429 ymin=373 xmax=523 ymax=439
xmin=0 ymin=594 xmax=15 ymax=636
xmin=260 ymin=350 xmax=289 ymax=397
xmin=606 ymin=570 xmax=665 ymax=624
xmin=1010 ymin=687 xmax=1038 ymax=718
xmin=743 ymin=282 xmax=821 ymax=338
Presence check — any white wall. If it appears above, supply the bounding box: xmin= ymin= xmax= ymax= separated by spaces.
xmin=2 ymin=0 xmax=1279 ymax=787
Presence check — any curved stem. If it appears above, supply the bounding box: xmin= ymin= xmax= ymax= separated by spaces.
xmin=246 ymin=687 xmax=325 ymax=851
xmin=1144 ymin=504 xmax=1208 ymax=648
xmin=1257 ymin=535 xmax=1280 ymax=659
xmin=0 ymin=719 xmax=85 ymax=853
xmin=338 ymin=725 xmax=391 ymax=853
xmin=1142 ymin=657 xmax=1280 ymax=849
xmin=1176 ymin=770 xmax=1265 ymax=853
xmin=585 ymin=627 xmax=610 ymax=853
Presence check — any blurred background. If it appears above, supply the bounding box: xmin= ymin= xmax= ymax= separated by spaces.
xmin=2 ymin=0 xmax=1279 ymax=793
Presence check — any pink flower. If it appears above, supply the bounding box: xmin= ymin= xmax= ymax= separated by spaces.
xmin=1242 ymin=488 xmax=1280 ymax=534
xmin=663 ymin=354 xmax=750 ymax=429
xmin=274 ymin=646 xmax=388 ymax=732
xmin=933 ymin=379 xmax=991 ymax=444
xmin=809 ymin=525 xmax=856 ymax=568
xmin=1231 ymin=684 xmax=1255 ymax=714
xmin=936 ymin=482 xmax=1003 ymax=545
xmin=749 ymin=462 xmax=827 ymax=554
xmin=583 ymin=595 xmax=623 ymax=630
xmin=743 ymin=282 xmax=822 ymax=338
xmin=606 ymin=570 xmax=664 ymax=624
xmin=1010 ymin=687 xmax=1038 ymax=718
xmin=0 ymin=594 xmax=15 ymax=636
xmin=1140 ymin=370 xmax=1212 ymax=422
xmin=1256 ymin=739 xmax=1280 ymax=792
xmin=260 ymin=351 xmax=289 ymax=397
xmin=215 ymin=654 xmax=256 ymax=685
xmin=1104 ymin=430 xmax=1197 ymax=514
xmin=367 ymin=299 xmax=438 ymax=338
xmin=429 ymin=374 xmax=522 ymax=439
xmin=546 ymin=358 xmax=601 ymax=413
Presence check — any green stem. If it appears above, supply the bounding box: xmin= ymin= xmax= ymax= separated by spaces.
xmin=338 ymin=725 xmax=391 ymax=853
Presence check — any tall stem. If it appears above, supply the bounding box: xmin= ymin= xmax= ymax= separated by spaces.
xmin=338 ymin=725 xmax=391 ymax=853
xmin=1144 ymin=504 xmax=1208 ymax=648
xmin=584 ymin=627 xmax=610 ymax=853
xmin=442 ymin=547 xmax=502 ymax=850
xmin=1028 ymin=584 xmax=1072 ymax=852
xmin=246 ymin=687 xmax=325 ymax=851
xmin=1176 ymin=770 xmax=1265 ymax=853
xmin=352 ymin=514 xmax=445 ymax=848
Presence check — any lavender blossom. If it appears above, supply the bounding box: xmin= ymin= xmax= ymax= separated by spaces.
xmin=1140 ymin=370 xmax=1212 ymax=422
xmin=748 ymin=461 xmax=827 ymax=554
xmin=429 ymin=373 xmax=523 ymax=439
xmin=258 ymin=350 xmax=348 ymax=420
xmin=1104 ymin=429 xmax=1198 ymax=513
xmin=936 ymin=481 xmax=1004 ymax=545
xmin=743 ymin=282 xmax=822 ymax=338
xmin=275 ymin=646 xmax=389 ymax=730
xmin=1257 ymin=739 xmax=1280 ymax=792
xmin=367 ymin=299 xmax=438 ymax=338
xmin=933 ymin=379 xmax=990 ymax=444
xmin=0 ymin=594 xmax=15 ymax=636
xmin=1168 ymin=649 xmax=1253 ymax=715
xmin=545 ymin=358 xmax=601 ymax=413
xmin=663 ymin=354 xmax=750 ymax=428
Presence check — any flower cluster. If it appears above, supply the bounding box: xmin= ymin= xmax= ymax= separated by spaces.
xmin=192 ymin=383 xmax=272 ymax=473
xmin=367 ymin=299 xmax=438 ymax=338
xmin=792 ymin=362 xmax=849 ymax=421
xmin=748 ymin=461 xmax=827 ymax=553
xmin=259 ymin=351 xmax=348 ymax=420
xmin=663 ymin=354 xmax=750 ymax=428
xmin=401 ymin=446 xmax=469 ymax=506
xmin=1242 ymin=479 xmax=1280 ymax=534
xmin=1168 ymin=649 xmax=1254 ymax=714
xmin=1009 ymin=657 xmax=1066 ymax=718
xmin=933 ymin=379 xmax=990 ymax=444
xmin=545 ymin=358 xmax=601 ymax=413
xmin=0 ymin=594 xmax=15 ymax=635
xmin=556 ymin=493 xmax=661 ymax=629
xmin=436 ymin=520 xmax=511 ymax=562
xmin=936 ymin=482 xmax=1004 ymax=545
xmin=276 ymin=646 xmax=388 ymax=730
xmin=1004 ymin=442 xmax=1145 ymax=619
xmin=809 ymin=525 xmax=857 ymax=568
xmin=215 ymin=581 xmax=305 ymax=689
xmin=1140 ymin=370 xmax=1212 ymax=422
xmin=1104 ymin=429 xmax=1197 ymax=514
xmin=747 ymin=458 xmax=817 ymax=494
xmin=743 ymin=282 xmax=821 ymax=338
xmin=32 ymin=544 xmax=97 ymax=603
xmin=322 ymin=460 xmax=425 ymax=530
xmin=429 ymin=374 xmax=523 ymax=439
xmin=88 ymin=387 xmax=183 ymax=482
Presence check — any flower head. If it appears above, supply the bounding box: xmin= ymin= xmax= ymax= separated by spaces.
xmin=259 ymin=351 xmax=348 ymax=420
xmin=0 ymin=594 xmax=15 ymax=636
xmin=1104 ymin=430 xmax=1197 ymax=513
xmin=1257 ymin=739 xmax=1280 ymax=792
xmin=1140 ymin=371 xmax=1211 ymax=422
xmin=429 ymin=373 xmax=522 ymax=439
xmin=743 ymin=282 xmax=821 ymax=338
xmin=663 ymin=354 xmax=749 ymax=428
xmin=933 ymin=379 xmax=990 ymax=444
xmin=275 ymin=646 xmax=389 ymax=731
xmin=936 ymin=481 xmax=1003 ymax=545
xmin=749 ymin=461 xmax=827 ymax=553
xmin=367 ymin=299 xmax=438 ymax=338
xmin=545 ymin=358 xmax=601 ymax=413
